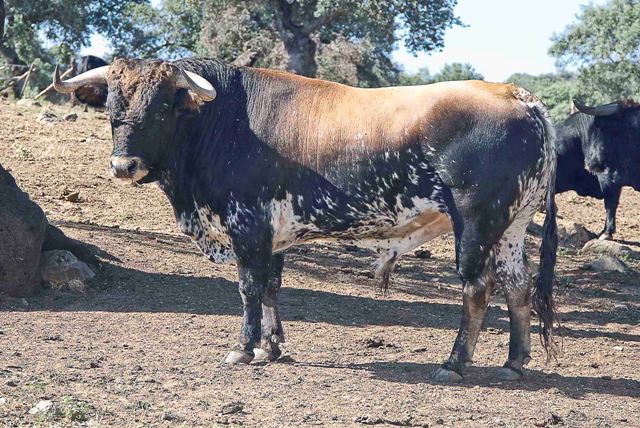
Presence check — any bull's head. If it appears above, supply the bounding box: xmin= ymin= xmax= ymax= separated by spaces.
xmin=53 ymin=59 xmax=216 ymax=183
xmin=572 ymin=99 xmax=621 ymax=175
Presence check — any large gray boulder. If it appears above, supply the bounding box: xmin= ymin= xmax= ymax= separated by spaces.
xmin=0 ymin=163 xmax=98 ymax=296
xmin=0 ymin=164 xmax=48 ymax=296
xmin=580 ymin=239 xmax=640 ymax=260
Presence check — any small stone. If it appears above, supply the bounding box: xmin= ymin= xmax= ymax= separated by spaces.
xmin=17 ymin=99 xmax=41 ymax=107
xmin=89 ymin=361 xmax=101 ymax=368
xmin=414 ymin=249 xmax=432 ymax=259
xmin=613 ymin=346 xmax=624 ymax=351
xmin=412 ymin=347 xmax=428 ymax=353
xmin=363 ymin=337 xmax=385 ymax=348
xmin=613 ymin=303 xmax=628 ymax=310
xmin=64 ymin=192 xmax=80 ymax=202
xmin=219 ymin=401 xmax=243 ymax=415
xmin=28 ymin=400 xmax=53 ymax=415
xmin=63 ymin=112 xmax=78 ymax=122
xmin=0 ymin=397 xmax=6 ymax=405
xmin=36 ymin=111 xmax=59 ymax=123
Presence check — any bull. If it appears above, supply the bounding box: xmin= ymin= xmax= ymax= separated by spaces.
xmin=556 ymin=99 xmax=640 ymax=240
xmin=52 ymin=58 xmax=558 ymax=382
xmin=72 ymin=55 xmax=109 ymax=107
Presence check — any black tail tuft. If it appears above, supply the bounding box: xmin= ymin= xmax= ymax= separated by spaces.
xmin=533 ymin=173 xmax=559 ymax=359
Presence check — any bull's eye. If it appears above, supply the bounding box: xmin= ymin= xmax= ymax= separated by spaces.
xmin=155 ymin=104 xmax=170 ymax=122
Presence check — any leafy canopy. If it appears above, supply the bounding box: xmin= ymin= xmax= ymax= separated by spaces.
xmin=549 ymin=0 xmax=640 ymax=103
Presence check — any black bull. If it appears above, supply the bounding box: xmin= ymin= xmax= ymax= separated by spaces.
xmin=555 ymin=100 xmax=640 ymax=240
xmin=53 ymin=58 xmax=558 ymax=382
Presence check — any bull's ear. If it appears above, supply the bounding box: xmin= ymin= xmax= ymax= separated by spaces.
xmin=174 ymin=88 xmax=205 ymax=114
xmin=74 ymin=85 xmax=108 ymax=107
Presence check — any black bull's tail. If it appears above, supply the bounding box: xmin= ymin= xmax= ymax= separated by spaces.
xmin=532 ymin=111 xmax=559 ymax=357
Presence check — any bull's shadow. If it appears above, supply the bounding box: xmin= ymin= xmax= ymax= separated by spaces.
xmin=290 ymin=360 xmax=640 ymax=399
xmin=14 ymin=258 xmax=639 ymax=345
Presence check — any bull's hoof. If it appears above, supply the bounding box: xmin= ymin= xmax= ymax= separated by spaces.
xmin=224 ymin=350 xmax=254 ymax=364
xmin=253 ymin=346 xmax=282 ymax=362
xmin=432 ymin=367 xmax=463 ymax=383
xmin=496 ymin=367 xmax=523 ymax=381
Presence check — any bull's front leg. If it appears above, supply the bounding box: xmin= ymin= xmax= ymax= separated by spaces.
xmin=255 ymin=253 xmax=285 ymax=361
xmin=225 ymin=260 xmax=270 ymax=364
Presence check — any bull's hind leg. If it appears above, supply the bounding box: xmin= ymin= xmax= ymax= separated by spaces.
xmin=433 ymin=220 xmax=496 ymax=382
xmin=254 ymin=253 xmax=285 ymax=362
xmin=494 ymin=220 xmax=533 ymax=380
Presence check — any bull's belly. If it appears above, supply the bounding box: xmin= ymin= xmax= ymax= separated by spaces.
xmin=270 ymin=192 xmax=453 ymax=257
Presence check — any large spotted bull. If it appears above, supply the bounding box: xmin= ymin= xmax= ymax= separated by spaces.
xmin=53 ymin=58 xmax=558 ymax=382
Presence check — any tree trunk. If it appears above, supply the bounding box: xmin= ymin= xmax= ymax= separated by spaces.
xmin=0 ymin=0 xmax=26 ymax=97
xmin=271 ymin=0 xmax=318 ymax=77
xmin=0 ymin=164 xmax=98 ymax=296
xmin=282 ymin=31 xmax=317 ymax=77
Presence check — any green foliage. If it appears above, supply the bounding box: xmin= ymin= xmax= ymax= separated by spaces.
xmin=431 ymin=62 xmax=483 ymax=82
xmin=398 ymin=63 xmax=482 ymax=87
xmin=0 ymin=0 xmax=146 ymax=93
xmin=506 ymin=72 xmax=580 ymax=123
xmin=120 ymin=0 xmax=461 ymax=87
xmin=549 ymin=0 xmax=640 ymax=104
xmin=398 ymin=66 xmax=432 ymax=86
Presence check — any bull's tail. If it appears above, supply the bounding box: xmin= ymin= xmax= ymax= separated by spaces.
xmin=532 ymin=106 xmax=559 ymax=358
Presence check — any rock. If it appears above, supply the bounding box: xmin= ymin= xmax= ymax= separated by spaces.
xmin=613 ymin=346 xmax=624 ymax=351
xmin=581 ymin=239 xmax=640 ymax=260
xmin=414 ymin=249 xmax=432 ymax=259
xmin=40 ymin=250 xmax=95 ymax=292
xmin=558 ymin=221 xmax=596 ymax=248
xmin=0 ymin=163 xmax=48 ymax=296
xmin=36 ymin=111 xmax=59 ymax=123
xmin=64 ymin=191 xmax=80 ymax=202
xmin=0 ymin=397 xmax=6 ymax=406
xmin=16 ymin=99 xmax=41 ymax=107
xmin=581 ymin=255 xmax=628 ymax=273
xmin=219 ymin=402 xmax=243 ymax=415
xmin=614 ymin=303 xmax=628 ymax=310
xmin=529 ymin=219 xmax=595 ymax=248
xmin=63 ymin=112 xmax=78 ymax=122
xmin=28 ymin=400 xmax=53 ymax=415
xmin=5 ymin=381 xmax=17 ymax=387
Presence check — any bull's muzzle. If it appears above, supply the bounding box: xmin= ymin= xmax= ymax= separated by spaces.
xmin=110 ymin=156 xmax=149 ymax=182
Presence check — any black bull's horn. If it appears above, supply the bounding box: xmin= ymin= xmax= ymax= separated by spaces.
xmin=572 ymin=99 xmax=620 ymax=116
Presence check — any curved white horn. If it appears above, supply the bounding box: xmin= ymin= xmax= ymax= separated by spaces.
xmin=176 ymin=69 xmax=216 ymax=101
xmin=53 ymin=64 xmax=109 ymax=93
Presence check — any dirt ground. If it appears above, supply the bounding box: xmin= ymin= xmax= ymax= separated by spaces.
xmin=0 ymin=99 xmax=638 ymax=427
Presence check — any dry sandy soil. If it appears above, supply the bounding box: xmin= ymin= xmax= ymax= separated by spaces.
xmin=0 ymin=99 xmax=638 ymax=427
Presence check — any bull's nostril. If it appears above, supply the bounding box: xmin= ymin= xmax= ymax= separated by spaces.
xmin=127 ymin=159 xmax=138 ymax=174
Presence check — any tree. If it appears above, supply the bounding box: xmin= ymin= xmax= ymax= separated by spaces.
xmin=431 ymin=62 xmax=482 ymax=82
xmin=549 ymin=0 xmax=640 ymax=103
xmin=398 ymin=66 xmax=432 ymax=86
xmin=0 ymin=0 xmax=145 ymax=94
xmin=115 ymin=0 xmax=462 ymax=87
xmin=398 ymin=62 xmax=482 ymax=86
xmin=506 ymin=72 xmax=580 ymax=123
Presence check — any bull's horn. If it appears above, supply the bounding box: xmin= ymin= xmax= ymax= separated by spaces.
xmin=52 ymin=64 xmax=109 ymax=93
xmin=176 ymin=69 xmax=216 ymax=101
xmin=572 ymin=99 xmax=620 ymax=116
